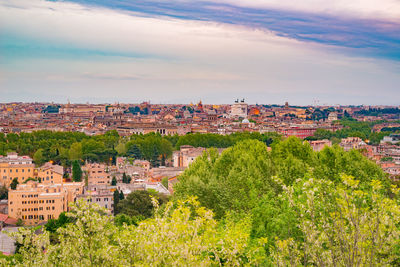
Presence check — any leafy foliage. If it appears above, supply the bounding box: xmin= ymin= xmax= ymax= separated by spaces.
xmin=116 ymin=190 xmax=168 ymax=218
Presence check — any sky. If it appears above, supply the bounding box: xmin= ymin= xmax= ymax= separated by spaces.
xmin=0 ymin=0 xmax=399 ymax=105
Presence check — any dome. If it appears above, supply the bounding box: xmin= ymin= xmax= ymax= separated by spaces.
xmin=242 ymin=118 xmax=250 ymax=123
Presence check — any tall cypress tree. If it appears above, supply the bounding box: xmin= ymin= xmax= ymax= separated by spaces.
xmin=113 ymin=190 xmax=120 ymax=214
xmin=72 ymin=160 xmax=82 ymax=182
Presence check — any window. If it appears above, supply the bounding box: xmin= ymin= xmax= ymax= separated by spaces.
xmin=52 ymin=206 xmax=55 ymax=210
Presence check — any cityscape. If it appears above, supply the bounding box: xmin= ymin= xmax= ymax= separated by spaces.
xmin=1 ymin=0 xmax=400 ymax=265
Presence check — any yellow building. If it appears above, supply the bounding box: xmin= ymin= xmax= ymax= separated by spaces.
xmin=8 ymin=181 xmax=84 ymax=225
xmin=36 ymin=162 xmax=64 ymax=184
xmin=0 ymin=152 xmax=35 ymax=187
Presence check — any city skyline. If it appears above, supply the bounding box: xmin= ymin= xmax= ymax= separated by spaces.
xmin=1 ymin=0 xmax=400 ymax=105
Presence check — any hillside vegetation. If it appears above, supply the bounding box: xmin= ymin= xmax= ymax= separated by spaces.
xmin=2 ymin=138 xmax=400 ymax=266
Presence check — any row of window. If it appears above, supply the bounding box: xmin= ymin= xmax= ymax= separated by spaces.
xmin=2 ymin=169 xmax=31 ymax=173
xmin=22 ymin=206 xmax=56 ymax=212
xmin=21 ymin=199 xmax=55 ymax=204
xmin=21 ymin=215 xmax=52 ymax=220
xmin=22 ymin=194 xmax=39 ymax=198
xmin=3 ymin=176 xmax=27 ymax=181
xmin=95 ymin=198 xmax=109 ymax=202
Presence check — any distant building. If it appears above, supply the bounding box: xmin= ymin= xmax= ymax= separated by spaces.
xmin=381 ymin=134 xmax=400 ymax=145
xmin=173 ymin=145 xmax=225 ymax=168
xmin=0 ymin=153 xmax=35 ymax=187
xmin=230 ymin=100 xmax=248 ymax=118
xmin=173 ymin=145 xmax=207 ymax=168
xmin=327 ymin=112 xmax=338 ymax=122
xmin=279 ymin=127 xmax=317 ymax=139
xmin=340 ymin=137 xmax=366 ymax=151
xmin=309 ymin=139 xmax=332 ymax=152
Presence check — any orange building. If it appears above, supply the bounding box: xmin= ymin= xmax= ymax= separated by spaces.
xmin=0 ymin=152 xmax=35 ymax=187
xmin=36 ymin=162 xmax=64 ymax=184
xmin=84 ymin=163 xmax=111 ymax=185
xmin=8 ymin=181 xmax=84 ymax=225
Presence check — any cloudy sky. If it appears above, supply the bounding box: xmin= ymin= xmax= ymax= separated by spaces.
xmin=0 ymin=0 xmax=399 ymax=105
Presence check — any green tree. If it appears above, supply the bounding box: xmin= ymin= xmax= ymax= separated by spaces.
xmin=10 ymin=178 xmax=19 ymax=190
xmin=126 ymin=143 xmax=141 ymax=159
xmin=113 ymin=190 xmax=120 ymax=214
xmin=271 ymin=175 xmax=400 ymax=266
xmin=0 ymin=185 xmax=8 ymax=199
xmin=119 ymin=191 xmax=125 ymax=200
xmin=68 ymin=142 xmax=82 ymax=161
xmin=111 ymin=176 xmax=117 ymax=186
xmin=122 ymin=173 xmax=128 ymax=183
xmin=33 ymin=149 xmax=45 ymax=166
xmin=6 ymin=198 xmax=265 ymax=266
xmin=175 ymin=140 xmax=279 ymax=219
xmin=117 ymin=190 xmax=165 ymax=218
xmin=72 ymin=161 xmax=82 ymax=182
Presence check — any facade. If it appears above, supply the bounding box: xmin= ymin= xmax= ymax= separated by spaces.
xmin=173 ymin=145 xmax=207 ymax=168
xmin=327 ymin=112 xmax=338 ymax=122
xmin=230 ymin=102 xmax=248 ymax=118
xmin=37 ymin=162 xmax=64 ymax=184
xmin=77 ymin=185 xmax=114 ymax=213
xmin=8 ymin=181 xmax=84 ymax=225
xmin=0 ymin=153 xmax=35 ymax=187
xmin=309 ymin=139 xmax=332 ymax=152
xmin=340 ymin=137 xmax=366 ymax=151
xmin=279 ymin=127 xmax=317 ymax=139
xmin=85 ymin=163 xmax=111 ymax=185
xmin=381 ymin=134 xmax=400 ymax=144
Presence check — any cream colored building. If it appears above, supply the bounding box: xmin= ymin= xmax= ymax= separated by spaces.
xmin=0 ymin=153 xmax=35 ymax=187
xmin=230 ymin=101 xmax=248 ymax=118
xmin=8 ymin=181 xmax=84 ymax=225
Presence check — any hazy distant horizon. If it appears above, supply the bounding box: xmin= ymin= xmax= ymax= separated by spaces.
xmin=1 ymin=99 xmax=399 ymax=107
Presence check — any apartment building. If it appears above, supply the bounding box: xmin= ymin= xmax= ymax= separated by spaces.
xmin=84 ymin=163 xmax=111 ymax=185
xmin=173 ymin=145 xmax=225 ymax=168
xmin=173 ymin=145 xmax=207 ymax=168
xmin=77 ymin=184 xmax=114 ymax=213
xmin=340 ymin=137 xmax=366 ymax=151
xmin=0 ymin=152 xmax=35 ymax=187
xmin=309 ymin=139 xmax=332 ymax=152
xmin=37 ymin=162 xmax=64 ymax=184
xmin=8 ymin=181 xmax=84 ymax=225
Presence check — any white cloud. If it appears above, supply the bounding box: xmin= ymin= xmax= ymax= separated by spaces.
xmin=0 ymin=0 xmax=399 ymax=105
xmin=200 ymin=0 xmax=400 ymax=21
